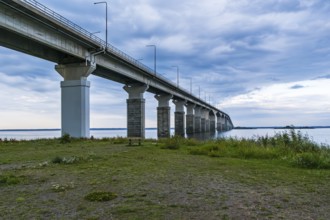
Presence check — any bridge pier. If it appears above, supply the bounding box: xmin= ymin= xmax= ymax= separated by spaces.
xmin=55 ymin=62 xmax=95 ymax=138
xmin=124 ymin=84 xmax=148 ymax=138
xmin=205 ymin=109 xmax=210 ymax=133
xmin=173 ymin=99 xmax=186 ymax=137
xmin=186 ymin=103 xmax=195 ymax=134
xmin=216 ymin=113 xmax=222 ymax=132
xmin=155 ymin=94 xmax=172 ymax=138
xmin=194 ymin=106 xmax=201 ymax=133
xmin=201 ymin=108 xmax=206 ymax=133
xmin=209 ymin=112 xmax=216 ymax=133
xmin=225 ymin=116 xmax=230 ymax=131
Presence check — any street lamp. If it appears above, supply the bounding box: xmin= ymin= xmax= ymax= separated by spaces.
xmin=146 ymin=45 xmax=156 ymax=75
xmin=94 ymin=1 xmax=108 ymax=49
xmin=90 ymin=31 xmax=101 ymax=37
xmin=172 ymin=65 xmax=179 ymax=87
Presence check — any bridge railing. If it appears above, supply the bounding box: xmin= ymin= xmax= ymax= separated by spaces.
xmin=20 ymin=0 xmax=222 ymax=113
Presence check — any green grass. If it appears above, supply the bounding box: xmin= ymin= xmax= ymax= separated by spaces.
xmin=189 ymin=129 xmax=330 ymax=169
xmin=0 ymin=134 xmax=330 ymax=219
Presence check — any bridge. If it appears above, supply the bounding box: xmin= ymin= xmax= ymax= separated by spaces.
xmin=0 ymin=0 xmax=234 ymax=138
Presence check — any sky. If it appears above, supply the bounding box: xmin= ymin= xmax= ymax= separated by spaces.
xmin=1 ymin=0 xmax=330 ymax=129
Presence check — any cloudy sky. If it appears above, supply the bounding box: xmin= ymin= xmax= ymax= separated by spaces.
xmin=1 ymin=0 xmax=330 ymax=129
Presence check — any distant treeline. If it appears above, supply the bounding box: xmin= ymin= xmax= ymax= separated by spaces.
xmin=234 ymin=126 xmax=330 ymax=130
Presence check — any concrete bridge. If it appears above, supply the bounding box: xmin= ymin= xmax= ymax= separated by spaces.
xmin=0 ymin=0 xmax=234 ymax=138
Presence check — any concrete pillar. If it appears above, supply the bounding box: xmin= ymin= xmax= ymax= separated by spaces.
xmin=194 ymin=106 xmax=201 ymax=133
xmin=55 ymin=62 xmax=96 ymax=138
xmin=173 ymin=99 xmax=186 ymax=137
xmin=123 ymin=84 xmax=149 ymax=138
xmin=155 ymin=94 xmax=173 ymax=138
xmin=209 ymin=112 xmax=216 ymax=132
xmin=225 ymin=116 xmax=229 ymax=131
xmin=205 ymin=109 xmax=210 ymax=132
xmin=222 ymin=116 xmax=226 ymax=131
xmin=201 ymin=108 xmax=206 ymax=133
xmin=216 ymin=113 xmax=222 ymax=131
xmin=186 ymin=103 xmax=195 ymax=134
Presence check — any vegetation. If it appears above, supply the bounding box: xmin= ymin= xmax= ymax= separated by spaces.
xmin=189 ymin=129 xmax=330 ymax=169
xmin=0 ymin=131 xmax=330 ymax=219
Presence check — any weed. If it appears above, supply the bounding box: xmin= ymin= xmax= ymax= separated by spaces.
xmin=160 ymin=135 xmax=184 ymax=149
xmin=0 ymin=174 xmax=24 ymax=186
xmin=84 ymin=191 xmax=118 ymax=202
xmin=60 ymin=133 xmax=71 ymax=144
xmin=51 ymin=182 xmax=75 ymax=192
xmin=51 ymin=156 xmax=80 ymax=164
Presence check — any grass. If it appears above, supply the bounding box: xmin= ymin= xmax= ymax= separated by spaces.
xmin=0 ymin=133 xmax=330 ymax=219
xmin=189 ymin=129 xmax=330 ymax=169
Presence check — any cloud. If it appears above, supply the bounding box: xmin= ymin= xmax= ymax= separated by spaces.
xmin=220 ymin=78 xmax=330 ymax=126
xmin=290 ymin=84 xmax=304 ymax=89
xmin=1 ymin=0 xmax=330 ymax=129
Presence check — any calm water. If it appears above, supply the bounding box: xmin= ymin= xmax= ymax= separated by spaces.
xmin=0 ymin=128 xmax=329 ymax=146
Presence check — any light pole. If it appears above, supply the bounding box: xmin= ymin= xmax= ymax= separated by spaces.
xmin=190 ymin=78 xmax=192 ymax=94
xmin=172 ymin=65 xmax=179 ymax=87
xmin=146 ymin=45 xmax=156 ymax=75
xmin=94 ymin=1 xmax=108 ymax=49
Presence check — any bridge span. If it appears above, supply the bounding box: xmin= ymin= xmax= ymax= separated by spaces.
xmin=0 ymin=0 xmax=234 ymax=138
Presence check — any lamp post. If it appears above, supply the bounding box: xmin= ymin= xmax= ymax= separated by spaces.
xmin=94 ymin=1 xmax=108 ymax=49
xmin=172 ymin=65 xmax=179 ymax=87
xmin=146 ymin=45 xmax=156 ymax=75
xmin=190 ymin=78 xmax=192 ymax=94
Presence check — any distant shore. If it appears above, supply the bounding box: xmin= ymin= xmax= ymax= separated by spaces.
xmin=234 ymin=126 xmax=330 ymax=129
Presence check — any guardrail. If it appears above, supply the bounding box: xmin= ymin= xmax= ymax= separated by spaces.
xmin=19 ymin=0 xmax=225 ymax=113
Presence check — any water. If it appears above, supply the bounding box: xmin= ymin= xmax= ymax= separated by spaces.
xmin=0 ymin=128 xmax=329 ymax=146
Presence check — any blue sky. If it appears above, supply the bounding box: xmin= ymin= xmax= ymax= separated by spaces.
xmin=0 ymin=0 xmax=330 ymax=129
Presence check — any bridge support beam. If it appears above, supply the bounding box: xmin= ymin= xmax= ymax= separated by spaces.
xmin=124 ymin=84 xmax=149 ymax=138
xmin=194 ymin=106 xmax=201 ymax=133
xmin=173 ymin=99 xmax=186 ymax=137
xmin=155 ymin=94 xmax=172 ymax=138
xmin=186 ymin=103 xmax=195 ymax=134
xmin=55 ymin=62 xmax=95 ymax=138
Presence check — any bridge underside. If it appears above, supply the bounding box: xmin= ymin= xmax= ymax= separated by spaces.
xmin=0 ymin=0 xmax=234 ymax=138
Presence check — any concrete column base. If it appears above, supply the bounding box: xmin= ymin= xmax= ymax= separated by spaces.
xmin=60 ymin=79 xmax=90 ymax=138
xmin=127 ymin=99 xmax=145 ymax=138
xmin=186 ymin=114 xmax=195 ymax=134
xmin=157 ymin=107 xmax=171 ymax=138
xmin=175 ymin=111 xmax=185 ymax=137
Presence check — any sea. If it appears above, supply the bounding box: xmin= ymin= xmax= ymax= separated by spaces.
xmin=0 ymin=128 xmax=329 ymax=146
